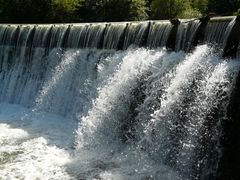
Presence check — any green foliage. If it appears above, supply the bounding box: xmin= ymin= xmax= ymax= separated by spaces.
xmin=149 ymin=0 xmax=208 ymax=19
xmin=208 ymin=0 xmax=240 ymax=15
xmin=234 ymin=8 xmax=240 ymax=16
xmin=78 ymin=0 xmax=148 ymax=22
xmin=190 ymin=0 xmax=209 ymax=14
xmin=53 ymin=0 xmax=80 ymax=12
xmin=0 ymin=0 xmax=52 ymax=23
xmin=179 ymin=8 xmax=202 ymax=19
xmin=51 ymin=0 xmax=83 ymax=22
xmin=1 ymin=0 xmax=240 ymax=23
xmin=150 ymin=0 xmax=194 ymax=19
xmin=128 ymin=0 xmax=148 ymax=21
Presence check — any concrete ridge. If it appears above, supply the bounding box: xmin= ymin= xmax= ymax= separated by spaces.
xmin=0 ymin=16 xmax=235 ymax=26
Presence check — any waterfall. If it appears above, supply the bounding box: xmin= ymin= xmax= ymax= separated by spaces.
xmin=0 ymin=16 xmax=240 ymax=179
xmin=147 ymin=21 xmax=173 ymax=48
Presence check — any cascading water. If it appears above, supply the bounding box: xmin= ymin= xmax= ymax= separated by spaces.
xmin=0 ymin=17 xmax=240 ymax=179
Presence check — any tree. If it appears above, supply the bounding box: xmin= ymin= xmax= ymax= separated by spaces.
xmin=77 ymin=0 xmax=148 ymax=22
xmin=190 ymin=0 xmax=208 ymax=14
xmin=0 ymin=0 xmax=52 ymax=23
xmin=3 ymin=0 xmax=51 ymax=23
xmin=51 ymin=0 xmax=83 ymax=22
xmin=208 ymin=0 xmax=240 ymax=15
xmin=150 ymin=0 xmax=188 ymax=19
xmin=0 ymin=0 xmax=83 ymax=23
xmin=150 ymin=0 xmax=204 ymax=19
xmin=128 ymin=0 xmax=149 ymax=21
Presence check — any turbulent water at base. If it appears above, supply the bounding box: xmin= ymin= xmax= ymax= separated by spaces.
xmin=0 ymin=17 xmax=240 ymax=179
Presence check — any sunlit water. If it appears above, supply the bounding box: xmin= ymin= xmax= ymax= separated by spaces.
xmin=0 ymin=103 xmax=74 ymax=179
xmin=0 ymin=45 xmax=239 ymax=179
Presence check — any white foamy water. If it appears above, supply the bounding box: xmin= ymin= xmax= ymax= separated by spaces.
xmin=0 ymin=103 xmax=75 ymax=180
xmin=0 ymin=45 xmax=239 ymax=180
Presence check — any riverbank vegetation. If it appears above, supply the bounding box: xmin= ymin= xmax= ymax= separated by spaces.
xmin=0 ymin=0 xmax=239 ymax=23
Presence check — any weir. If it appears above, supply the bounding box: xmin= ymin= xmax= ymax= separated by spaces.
xmin=0 ymin=16 xmax=237 ymax=52
xmin=0 ymin=16 xmax=240 ymax=179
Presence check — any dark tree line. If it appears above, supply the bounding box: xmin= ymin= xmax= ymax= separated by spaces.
xmin=0 ymin=0 xmax=240 ymax=23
